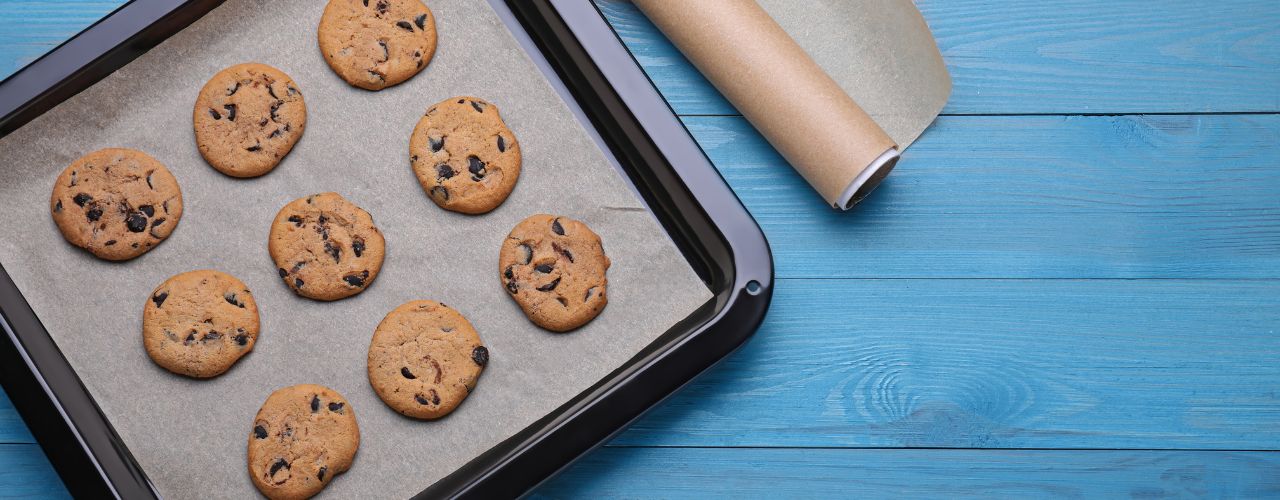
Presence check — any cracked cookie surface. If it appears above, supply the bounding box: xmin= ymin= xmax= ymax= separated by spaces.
xmin=367 ymin=301 xmax=488 ymax=419
xmin=318 ymin=0 xmax=437 ymax=90
xmin=142 ymin=270 xmax=259 ymax=378
xmin=410 ymin=96 xmax=522 ymax=214
xmin=248 ymin=384 xmax=359 ymax=500
xmin=269 ymin=193 xmax=386 ymax=301
xmin=500 ymin=215 xmax=610 ymax=332
xmin=193 ymin=63 xmax=306 ymax=178
xmin=50 ymin=148 xmax=183 ymax=261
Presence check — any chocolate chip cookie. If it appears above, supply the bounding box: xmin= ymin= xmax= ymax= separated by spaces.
xmin=142 ymin=270 xmax=259 ymax=378
xmin=193 ymin=63 xmax=306 ymax=178
xmin=410 ymin=96 xmax=522 ymax=214
xmin=500 ymin=215 xmax=610 ymax=332
xmin=367 ymin=301 xmax=488 ymax=419
xmin=248 ymin=384 xmax=359 ymax=500
xmin=49 ymin=148 xmax=183 ymax=261
xmin=269 ymin=193 xmax=386 ymax=301
xmin=318 ymin=0 xmax=437 ymax=90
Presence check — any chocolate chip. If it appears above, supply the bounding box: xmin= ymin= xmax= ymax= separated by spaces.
xmin=585 ymin=287 xmax=597 ymax=301
xmin=204 ymin=331 xmax=222 ymax=341
xmin=343 ymin=271 xmax=369 ymax=288
xmin=470 ymin=100 xmax=485 ymax=113
xmin=328 ymin=402 xmax=344 ymax=414
xmin=415 ymin=13 xmax=428 ymax=29
xmin=554 ymin=243 xmax=575 ymax=263
xmin=270 ymin=101 xmax=283 ymax=123
xmin=468 ymin=156 xmax=485 ymax=176
xmin=551 ymin=218 xmax=565 ymax=235
xmin=310 ymin=395 xmax=320 ymax=413
xmin=268 ymin=128 xmax=283 ymax=139
xmin=401 ymin=367 xmax=416 ymax=379
xmin=317 ymin=466 xmax=328 ymax=482
xmin=227 ymin=82 xmax=240 ymax=96
xmin=225 ymin=292 xmax=244 ymax=308
xmin=149 ymin=218 xmax=166 ymax=237
xmin=472 ymin=346 xmax=489 ymax=366
xmin=288 ymin=215 xmax=303 ymax=227
xmin=378 ymin=40 xmax=389 ymax=62
xmin=234 ymin=333 xmax=249 ymax=346
xmin=73 ymin=193 xmax=92 ymax=207
xmin=518 ymin=244 xmax=532 ymax=264
xmin=184 ymin=331 xmax=196 ymax=345
xmin=54 ymin=200 xmax=62 ymax=212
xmin=497 ymin=135 xmax=506 ymax=152
xmin=436 ymin=164 xmax=454 ymax=179
xmin=146 ymin=173 xmax=154 ymax=189
xmin=557 ymin=296 xmax=568 ymax=307
xmin=537 ymin=278 xmax=561 ymax=292
xmin=104 ymin=240 xmax=116 ymax=246
xmin=69 ymin=171 xmax=76 ymax=187
xmin=86 ymin=206 xmax=102 ymax=221
xmin=376 ymin=0 xmax=389 ymax=14
xmin=294 ymin=277 xmax=304 ymax=289
xmin=414 ymin=393 xmax=431 ymax=405
xmin=152 ymin=291 xmax=168 ymax=307
xmin=506 ymin=280 xmax=519 ymax=294
xmin=253 ymin=425 xmax=267 ymax=439
xmin=504 ymin=266 xmax=514 ymax=280
xmin=269 ymin=458 xmax=290 ymax=477
xmin=126 ymin=212 xmax=147 ymax=232
xmin=246 ymin=143 xmax=262 ymax=152
xmin=430 ymin=136 xmax=445 ymax=152
xmin=535 ymin=263 xmax=554 ymax=273
xmin=278 ymin=268 xmax=288 ymax=278
xmin=223 ymin=103 xmax=237 ymax=121
xmin=353 ymin=238 xmax=365 ymax=257
xmin=267 ymin=84 xmax=278 ymax=100
xmin=325 ymin=240 xmax=341 ymax=263
xmin=138 ymin=205 xmax=154 ymax=217
xmin=208 ymin=108 xmax=221 ymax=120
xmin=396 ymin=20 xmax=413 ymax=31
xmin=431 ymin=186 xmax=449 ymax=201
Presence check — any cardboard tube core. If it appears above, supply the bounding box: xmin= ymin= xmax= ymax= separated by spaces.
xmin=840 ymin=147 xmax=899 ymax=210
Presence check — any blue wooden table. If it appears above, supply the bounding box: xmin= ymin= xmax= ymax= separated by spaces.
xmin=2 ymin=1 xmax=1279 ymax=497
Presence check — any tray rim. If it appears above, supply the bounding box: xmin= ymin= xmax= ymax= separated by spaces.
xmin=0 ymin=0 xmax=773 ymax=498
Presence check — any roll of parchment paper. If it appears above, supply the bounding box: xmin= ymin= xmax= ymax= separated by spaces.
xmin=634 ymin=0 xmax=951 ymax=210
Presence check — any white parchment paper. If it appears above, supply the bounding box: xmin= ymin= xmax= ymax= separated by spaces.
xmin=0 ymin=0 xmax=711 ymax=497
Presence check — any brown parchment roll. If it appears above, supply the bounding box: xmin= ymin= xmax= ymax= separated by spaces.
xmin=634 ymin=0 xmax=899 ymax=209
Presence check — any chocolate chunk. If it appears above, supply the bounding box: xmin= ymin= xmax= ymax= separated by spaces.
xmin=518 ymin=244 xmax=532 ymax=264
xmin=287 ymin=215 xmax=304 ymax=227
xmin=343 ymin=271 xmax=369 ymax=288
xmin=204 ymin=331 xmax=222 ymax=341
xmin=325 ymin=241 xmax=341 ymax=263
xmin=401 ymin=367 xmax=416 ymax=379
xmin=138 ymin=205 xmax=154 ymax=217
xmin=246 ymin=143 xmax=262 ymax=152
xmin=537 ymin=278 xmax=561 ymax=292
xmin=278 ymin=268 xmax=288 ymax=278
xmin=104 ymin=240 xmax=116 ymax=246
xmin=126 ymin=212 xmax=148 ymax=232
xmin=377 ymin=40 xmax=389 ymax=62
xmin=585 ymin=287 xmax=597 ymax=301
xmin=437 ymin=164 xmax=454 ymax=179
xmin=414 ymin=393 xmax=431 ymax=405
xmin=86 ymin=206 xmax=103 ymax=222
xmin=551 ymin=218 xmax=565 ymax=235
xmin=506 ymin=280 xmax=519 ymax=294
xmin=471 ymin=101 xmax=485 ymax=113
xmin=208 ymin=108 xmax=221 ymax=120
xmin=535 ymin=263 xmax=554 ymax=273
xmin=317 ymin=466 xmax=328 ymax=482
xmin=73 ymin=193 xmax=92 ymax=207
xmin=227 ymin=82 xmax=240 ymax=96
xmin=504 ymin=266 xmax=514 ymax=280
xmin=267 ymin=84 xmax=278 ymax=100
xmin=375 ymin=0 xmax=389 ymax=14
xmin=328 ymin=402 xmax=344 ymax=413
xmin=431 ymin=186 xmax=449 ymax=201
xmin=54 ymin=200 xmax=62 ymax=213
xmin=268 ymin=128 xmax=283 ymax=139
xmin=184 ymin=331 xmax=196 ymax=345
xmin=353 ymin=238 xmax=365 ymax=257
xmin=472 ymin=346 xmax=489 ymax=366
xmin=467 ymin=156 xmax=485 ymax=178
xmin=225 ymin=292 xmax=244 ymax=308
xmin=269 ymin=458 xmax=290 ymax=477
xmin=223 ymin=103 xmax=237 ymax=121
xmin=415 ymin=13 xmax=428 ymax=29
xmin=253 ymin=425 xmax=268 ymax=439
xmin=146 ymin=173 xmax=154 ymax=189
xmin=429 ymin=135 xmax=445 ymax=152
xmin=497 ymin=135 xmax=506 ymax=152
xmin=554 ymin=243 xmax=574 ymax=263
xmin=396 ymin=20 xmax=413 ymax=31
xmin=234 ymin=333 xmax=249 ymax=346
xmin=310 ymin=395 xmax=320 ymax=413
xmin=152 ymin=291 xmax=168 ymax=307
xmin=270 ymin=101 xmax=282 ymax=123
xmin=294 ymin=277 xmax=304 ymax=289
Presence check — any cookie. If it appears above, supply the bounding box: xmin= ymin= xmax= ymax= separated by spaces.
xmin=269 ymin=193 xmax=386 ymax=301
xmin=248 ymin=384 xmax=359 ymax=500
xmin=317 ymin=0 xmax=437 ymax=90
xmin=499 ymin=215 xmax=610 ymax=332
xmin=367 ymin=301 xmax=488 ymax=419
xmin=193 ymin=63 xmax=306 ymax=178
xmin=410 ymin=96 xmax=522 ymax=214
xmin=49 ymin=148 xmax=183 ymax=261
xmin=142 ymin=270 xmax=260 ymax=378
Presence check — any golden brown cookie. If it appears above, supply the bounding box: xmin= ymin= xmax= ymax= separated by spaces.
xmin=317 ymin=0 xmax=437 ymax=90
xmin=410 ymin=96 xmax=522 ymax=214
xmin=499 ymin=215 xmax=610 ymax=332
xmin=269 ymin=193 xmax=386 ymax=301
xmin=367 ymin=301 xmax=488 ymax=419
xmin=248 ymin=384 xmax=359 ymax=500
xmin=193 ymin=63 xmax=306 ymax=178
xmin=49 ymin=148 xmax=183 ymax=261
xmin=142 ymin=270 xmax=259 ymax=378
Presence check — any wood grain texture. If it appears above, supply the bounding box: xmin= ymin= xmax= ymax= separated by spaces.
xmin=0 ymin=444 xmax=70 ymax=498
xmin=0 ymin=1 xmax=125 ymax=80
xmin=535 ymin=448 xmax=1280 ymax=499
xmin=596 ymin=0 xmax=1280 ymax=115
xmin=691 ymin=114 xmax=1280 ymax=279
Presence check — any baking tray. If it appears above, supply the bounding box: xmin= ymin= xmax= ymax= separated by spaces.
xmin=0 ymin=0 xmax=772 ymax=498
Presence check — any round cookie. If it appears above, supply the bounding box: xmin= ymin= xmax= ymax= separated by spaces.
xmin=317 ymin=0 xmax=437 ymax=91
xmin=248 ymin=384 xmax=359 ymax=500
xmin=410 ymin=96 xmax=522 ymax=214
xmin=193 ymin=63 xmax=306 ymax=178
xmin=367 ymin=301 xmax=488 ymax=419
xmin=50 ymin=148 xmax=183 ymax=261
xmin=499 ymin=215 xmax=610 ymax=332
xmin=142 ymin=270 xmax=260 ymax=378
xmin=269 ymin=193 xmax=386 ymax=301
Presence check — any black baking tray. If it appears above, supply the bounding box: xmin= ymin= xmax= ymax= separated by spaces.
xmin=0 ymin=0 xmax=773 ymax=498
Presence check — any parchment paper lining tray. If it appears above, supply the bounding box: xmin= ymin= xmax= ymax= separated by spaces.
xmin=0 ymin=0 xmax=711 ymax=498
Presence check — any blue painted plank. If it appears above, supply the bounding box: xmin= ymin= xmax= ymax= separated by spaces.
xmin=688 ymin=114 xmax=1280 ymax=279
xmin=597 ymin=0 xmax=1280 ymax=115
xmin=538 ymin=448 xmax=1280 ymax=499
xmin=0 ymin=1 xmax=126 ymax=80
xmin=0 ymin=444 xmax=70 ymax=499
xmin=608 ymin=279 xmax=1280 ymax=449
xmin=0 ymin=390 xmax=36 ymax=445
